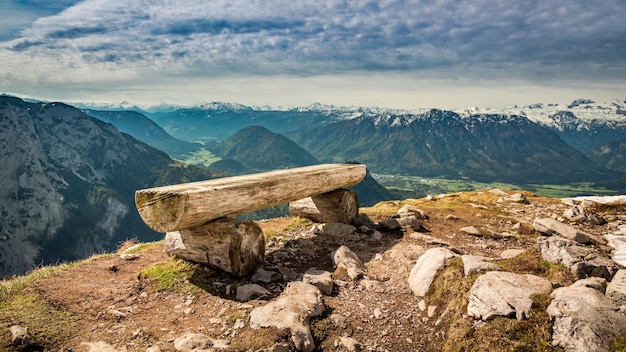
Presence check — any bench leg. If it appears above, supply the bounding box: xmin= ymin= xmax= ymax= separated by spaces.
xmin=289 ymin=189 xmax=359 ymax=224
xmin=164 ymin=217 xmax=265 ymax=277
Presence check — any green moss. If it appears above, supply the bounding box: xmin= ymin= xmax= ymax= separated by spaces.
xmin=140 ymin=258 xmax=196 ymax=292
xmin=283 ymin=216 xmax=314 ymax=232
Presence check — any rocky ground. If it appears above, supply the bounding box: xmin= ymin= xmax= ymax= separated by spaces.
xmin=2 ymin=189 xmax=626 ymax=351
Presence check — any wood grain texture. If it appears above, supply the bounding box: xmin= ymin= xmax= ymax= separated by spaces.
xmin=164 ymin=218 xmax=265 ymax=277
xmin=135 ymin=164 xmax=366 ymax=232
xmin=289 ymin=189 xmax=359 ymax=224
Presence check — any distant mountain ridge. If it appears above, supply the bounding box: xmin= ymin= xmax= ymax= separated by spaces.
xmin=289 ymin=109 xmax=618 ymax=184
xmin=82 ymin=109 xmax=202 ymax=158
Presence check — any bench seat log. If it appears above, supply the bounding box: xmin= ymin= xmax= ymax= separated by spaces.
xmin=135 ymin=164 xmax=366 ymax=232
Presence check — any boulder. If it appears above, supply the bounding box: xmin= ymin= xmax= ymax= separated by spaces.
xmin=537 ymin=236 xmax=621 ymax=281
xmin=461 ymin=255 xmax=501 ymax=276
xmin=332 ymin=245 xmax=366 ymax=281
xmin=379 ymin=215 xmax=423 ymax=231
xmin=397 ymin=205 xmax=428 ymax=219
xmin=251 ymin=268 xmax=282 ymax=283
xmin=173 ymin=333 xmax=229 ymax=351
xmin=303 ymin=268 xmax=334 ymax=295
xmin=459 ymin=226 xmax=482 ymax=236
xmin=607 ymin=269 xmax=626 ymax=306
xmin=236 ymin=284 xmax=271 ymax=302
xmin=533 ymin=217 xmax=593 ymax=244
xmin=500 ymin=249 xmax=525 ymax=259
xmin=497 ymin=193 xmax=530 ymax=204
xmin=313 ymin=223 xmax=356 ymax=238
xmin=605 ymin=226 xmax=626 ymax=266
xmin=547 ymin=283 xmax=626 ymax=352
xmin=249 ymin=282 xmax=325 ymax=352
xmin=467 ymin=271 xmax=552 ymax=321
xmin=408 ymin=247 xmax=458 ymax=297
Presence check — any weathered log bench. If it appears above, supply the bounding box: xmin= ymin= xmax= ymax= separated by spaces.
xmin=135 ymin=164 xmax=366 ymax=276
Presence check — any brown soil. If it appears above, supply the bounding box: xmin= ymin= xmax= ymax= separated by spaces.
xmin=1 ymin=190 xmax=623 ymax=351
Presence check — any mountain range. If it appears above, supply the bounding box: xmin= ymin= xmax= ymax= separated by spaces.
xmin=0 ymin=96 xmax=223 ymax=276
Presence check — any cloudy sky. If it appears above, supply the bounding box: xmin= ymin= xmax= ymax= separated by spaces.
xmin=1 ymin=0 xmax=625 ymax=109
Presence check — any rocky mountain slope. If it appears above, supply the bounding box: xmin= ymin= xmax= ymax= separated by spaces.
xmin=209 ymin=125 xmax=319 ymax=171
xmin=2 ymin=189 xmax=625 ymax=351
xmin=588 ymin=138 xmax=626 ymax=173
xmin=82 ymin=109 xmax=202 ymax=159
xmin=289 ymin=110 xmax=617 ymax=184
xmin=0 ymin=96 xmax=222 ymax=277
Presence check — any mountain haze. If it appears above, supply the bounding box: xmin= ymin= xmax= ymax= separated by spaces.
xmin=82 ymin=109 xmax=202 ymax=158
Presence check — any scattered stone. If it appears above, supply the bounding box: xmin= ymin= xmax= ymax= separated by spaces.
xmin=418 ymin=300 xmax=427 ymax=311
xmin=533 ymin=217 xmax=593 ymax=244
xmin=313 ymin=222 xmax=356 ymax=238
xmin=251 ymin=268 xmax=282 ymax=283
xmin=146 ymin=346 xmax=161 ymax=352
xmin=234 ymin=319 xmax=245 ymax=329
xmin=427 ymin=305 xmax=437 ymax=318
xmin=444 ymin=214 xmax=460 ymax=221
xmin=461 ymin=255 xmax=501 ymax=276
xmin=409 ymin=233 xmax=451 ymax=246
xmin=249 ymin=282 xmax=325 ymax=352
xmin=120 ymin=253 xmax=140 ymax=261
xmin=537 ymin=236 xmax=621 ymax=281
xmin=373 ymin=307 xmax=383 ymax=319
xmin=261 ymin=344 xmax=291 ymax=352
xmin=605 ymin=227 xmax=626 ymax=266
xmin=359 ymin=279 xmax=386 ymax=293
xmin=303 ymin=268 xmax=334 ymax=295
xmin=459 ymin=226 xmax=482 ymax=236
xmin=489 ymin=189 xmax=509 ymax=196
xmin=330 ymin=313 xmax=348 ymax=329
xmin=571 ymin=277 xmax=607 ymax=294
xmin=397 ymin=205 xmax=428 ymax=219
xmin=467 ymin=271 xmax=552 ymax=321
xmin=500 ymin=249 xmax=525 ymax=259
xmin=236 ymin=284 xmax=271 ymax=302
xmin=607 ymin=269 xmax=626 ymax=306
xmin=497 ymin=193 xmax=530 ymax=204
xmin=10 ymin=325 xmax=33 ymax=347
xmin=332 ymin=245 xmax=366 ymax=281
xmin=408 ymin=247 xmax=459 ymax=297
xmin=547 ymin=283 xmax=626 ymax=352
xmin=82 ymin=341 xmax=127 ymax=352
xmin=334 ymin=336 xmax=363 ymax=352
xmin=379 ymin=215 xmax=423 ymax=231
xmin=173 ymin=332 xmax=229 ymax=351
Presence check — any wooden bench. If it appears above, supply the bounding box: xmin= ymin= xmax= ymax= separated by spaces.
xmin=135 ymin=164 xmax=366 ymax=276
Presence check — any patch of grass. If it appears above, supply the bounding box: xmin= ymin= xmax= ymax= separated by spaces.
xmin=613 ymin=334 xmax=626 ymax=351
xmin=283 ymin=216 xmax=314 ymax=232
xmin=177 ymin=148 xmax=221 ymax=167
xmin=492 ymin=248 xmax=576 ymax=287
xmin=118 ymin=239 xmax=164 ymax=254
xmin=140 ymin=258 xmax=196 ymax=292
xmin=263 ymin=230 xmax=286 ymax=244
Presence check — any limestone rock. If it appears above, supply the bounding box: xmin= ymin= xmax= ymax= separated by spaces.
xmin=249 ymin=282 xmax=325 ymax=352
xmin=467 ymin=271 xmax=552 ymax=321
xmin=359 ymin=279 xmax=386 ymax=293
xmin=313 ymin=223 xmax=356 ymax=238
xmin=605 ymin=227 xmax=626 ymax=266
xmin=497 ymin=193 xmax=530 ymax=204
xmin=607 ymin=269 xmax=626 ymax=306
xmin=303 ymin=268 xmax=334 ymax=295
xmin=537 ymin=236 xmax=621 ymax=281
xmin=408 ymin=247 xmax=458 ymax=297
xmin=379 ymin=215 xmax=423 ymax=231
xmin=572 ymin=277 xmax=607 ymax=294
xmin=334 ymin=336 xmax=363 ymax=352
xmin=173 ymin=332 xmax=229 ymax=351
xmin=397 ymin=205 xmax=428 ymax=219
xmin=459 ymin=226 xmax=482 ymax=236
xmin=9 ymin=325 xmax=32 ymax=347
xmin=332 ymin=245 xmax=366 ymax=281
xmin=236 ymin=284 xmax=271 ymax=302
xmin=500 ymin=249 xmax=525 ymax=259
xmin=547 ymin=283 xmax=626 ymax=352
xmin=461 ymin=255 xmax=501 ymax=276
xmin=251 ymin=268 xmax=282 ymax=283
xmin=82 ymin=341 xmax=127 ymax=352
xmin=533 ymin=217 xmax=593 ymax=244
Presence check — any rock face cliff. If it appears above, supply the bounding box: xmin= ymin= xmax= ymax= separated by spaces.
xmin=0 ymin=96 xmax=219 ymax=277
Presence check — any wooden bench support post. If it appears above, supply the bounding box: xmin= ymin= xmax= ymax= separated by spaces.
xmin=164 ymin=218 xmax=264 ymax=277
xmin=289 ymin=189 xmax=359 ymax=224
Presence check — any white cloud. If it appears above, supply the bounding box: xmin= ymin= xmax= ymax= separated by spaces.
xmin=1 ymin=0 xmax=625 ymax=107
